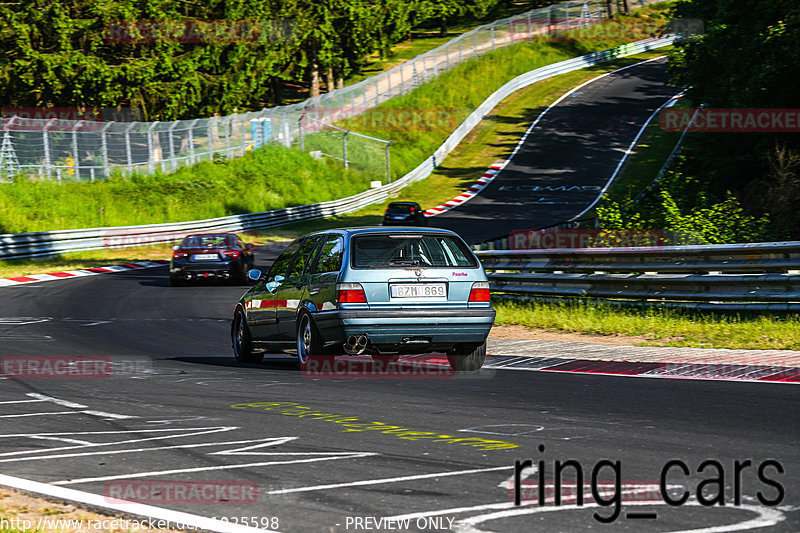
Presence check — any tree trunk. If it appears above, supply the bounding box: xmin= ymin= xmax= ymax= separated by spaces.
xmin=439 ymin=17 xmax=448 ymax=37
xmin=336 ymin=78 xmax=344 ymax=90
xmin=620 ymin=0 xmax=630 ymax=15
xmin=310 ymin=61 xmax=320 ymax=98
xmin=606 ymin=0 xmax=617 ymax=17
xmin=326 ymin=67 xmax=335 ymax=93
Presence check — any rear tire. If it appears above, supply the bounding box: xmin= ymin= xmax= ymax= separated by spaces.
xmin=169 ymin=275 xmax=184 ymax=287
xmin=232 ymin=310 xmax=263 ymax=363
xmin=297 ymin=313 xmax=334 ymax=371
xmin=447 ymin=341 xmax=486 ymax=372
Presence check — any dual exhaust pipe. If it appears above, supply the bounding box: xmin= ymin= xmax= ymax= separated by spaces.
xmin=344 ymin=333 xmax=370 ymax=355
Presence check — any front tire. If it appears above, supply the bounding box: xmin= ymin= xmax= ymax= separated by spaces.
xmin=232 ymin=310 xmax=263 ymax=363
xmin=447 ymin=341 xmax=486 ymax=372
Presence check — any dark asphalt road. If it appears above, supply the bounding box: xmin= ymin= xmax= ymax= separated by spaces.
xmin=431 ymin=58 xmax=680 ymax=243
xmin=0 ymin=257 xmax=797 ymax=532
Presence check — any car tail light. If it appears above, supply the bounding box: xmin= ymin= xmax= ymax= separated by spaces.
xmin=173 ymin=252 xmax=188 ymax=259
xmin=224 ymin=251 xmax=240 ymax=258
xmin=410 ymin=206 xmax=415 ymax=212
xmin=468 ymin=282 xmax=491 ymax=302
xmin=336 ymin=282 xmax=367 ymax=303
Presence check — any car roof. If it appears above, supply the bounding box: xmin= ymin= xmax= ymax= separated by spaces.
xmin=386 ymin=201 xmax=420 ymax=207
xmin=300 ymin=226 xmax=461 ymax=239
xmin=183 ymin=233 xmax=237 ymax=238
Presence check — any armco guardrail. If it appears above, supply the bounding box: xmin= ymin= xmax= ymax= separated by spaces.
xmin=477 ymin=242 xmax=800 ymax=311
xmin=0 ymin=37 xmax=675 ymax=261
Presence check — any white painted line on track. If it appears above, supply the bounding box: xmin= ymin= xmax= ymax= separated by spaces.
xmin=0 ymin=473 xmax=278 ymax=533
xmin=0 ymin=411 xmax=77 ymax=418
xmin=0 ymin=427 xmax=239 ymax=457
xmin=52 ymin=453 xmax=378 ymax=485
xmin=452 ymin=501 xmax=786 ymax=533
xmin=0 ymin=436 xmax=365 ymax=464
xmin=25 ymin=393 xmax=137 ymax=419
xmin=29 ymin=436 xmax=95 ymax=446
xmin=0 ymin=399 xmax=47 ymax=405
xmin=267 ymin=466 xmax=511 ymax=495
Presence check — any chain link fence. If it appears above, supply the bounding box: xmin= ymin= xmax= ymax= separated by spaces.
xmin=0 ymin=0 xmax=649 ymax=183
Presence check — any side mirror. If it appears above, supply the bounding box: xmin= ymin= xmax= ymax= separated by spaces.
xmin=247 ymin=269 xmax=263 ymax=281
xmin=172 ymin=245 xmax=180 ymax=251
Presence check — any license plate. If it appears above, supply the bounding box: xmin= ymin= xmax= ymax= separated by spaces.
xmin=391 ymin=283 xmax=446 ymax=298
xmin=193 ymin=253 xmax=218 ymax=260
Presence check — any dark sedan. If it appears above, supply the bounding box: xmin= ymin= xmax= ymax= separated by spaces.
xmin=382 ymin=201 xmax=428 ymax=226
xmin=170 ymin=233 xmax=255 ymax=286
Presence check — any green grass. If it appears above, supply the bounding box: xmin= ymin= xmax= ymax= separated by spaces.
xmin=0 ymin=144 xmax=375 ymax=234
xmin=494 ymin=299 xmax=800 ymax=350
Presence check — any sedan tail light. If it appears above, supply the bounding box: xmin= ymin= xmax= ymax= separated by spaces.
xmin=468 ymin=281 xmax=491 ymax=302
xmin=223 ymin=250 xmax=240 ymax=258
xmin=336 ymin=282 xmax=367 ymax=303
xmin=173 ymin=252 xmax=188 ymax=259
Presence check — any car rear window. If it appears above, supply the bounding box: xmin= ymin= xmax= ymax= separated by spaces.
xmin=387 ymin=204 xmax=414 ymax=213
xmin=351 ymin=234 xmax=478 ymax=269
xmin=182 ymin=235 xmax=234 ymax=248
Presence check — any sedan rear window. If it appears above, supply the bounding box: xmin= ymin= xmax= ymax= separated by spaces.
xmin=352 ymin=234 xmax=478 ymax=269
xmin=182 ymin=235 xmax=234 ymax=248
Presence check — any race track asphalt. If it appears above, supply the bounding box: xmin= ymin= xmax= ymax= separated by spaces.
xmin=0 ymin=253 xmax=797 ymax=532
xmin=430 ymin=58 xmax=680 ymax=243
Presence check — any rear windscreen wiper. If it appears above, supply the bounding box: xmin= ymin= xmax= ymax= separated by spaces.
xmin=386 ymin=260 xmax=420 ymax=267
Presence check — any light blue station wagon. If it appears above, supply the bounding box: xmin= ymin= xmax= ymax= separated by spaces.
xmin=232 ymin=227 xmax=495 ymax=371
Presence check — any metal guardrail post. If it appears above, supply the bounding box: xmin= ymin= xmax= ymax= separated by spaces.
xmin=100 ymin=122 xmax=112 ymax=179
xmin=187 ymin=119 xmax=199 ymax=165
xmin=385 ymin=141 xmax=392 ymax=184
xmin=42 ymin=117 xmax=56 ymax=179
xmin=342 ymin=130 xmax=349 ymax=170
xmin=147 ymin=121 xmax=158 ymax=174
xmin=124 ymin=122 xmax=135 ymax=174
xmin=167 ymin=121 xmax=178 ymax=171
xmin=71 ymin=120 xmax=84 ymax=181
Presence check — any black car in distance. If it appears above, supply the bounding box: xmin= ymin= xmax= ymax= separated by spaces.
xmin=382 ymin=201 xmax=428 ymax=226
xmin=170 ymin=233 xmax=255 ymax=286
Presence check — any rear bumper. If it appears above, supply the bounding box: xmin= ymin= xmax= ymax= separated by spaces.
xmin=171 ymin=260 xmax=239 ymax=278
xmin=313 ymin=307 xmax=495 ymax=349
